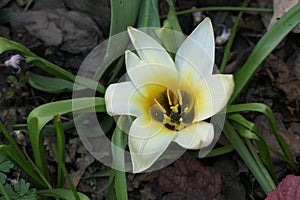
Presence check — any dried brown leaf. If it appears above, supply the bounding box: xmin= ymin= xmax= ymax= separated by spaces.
xmin=268 ymin=0 xmax=300 ymax=33
xmin=157 ymin=155 xmax=224 ymax=200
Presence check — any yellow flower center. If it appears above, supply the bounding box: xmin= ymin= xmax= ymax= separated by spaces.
xmin=149 ymin=88 xmax=194 ymax=131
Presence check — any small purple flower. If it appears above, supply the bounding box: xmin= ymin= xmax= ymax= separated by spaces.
xmin=4 ymin=54 xmax=24 ymax=74
xmin=215 ymin=24 xmax=231 ymax=45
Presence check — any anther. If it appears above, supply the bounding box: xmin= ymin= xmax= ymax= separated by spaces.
xmin=154 ymin=98 xmax=166 ymax=114
xmin=166 ymin=89 xmax=173 ymax=106
xmin=177 ymin=89 xmax=183 ymax=106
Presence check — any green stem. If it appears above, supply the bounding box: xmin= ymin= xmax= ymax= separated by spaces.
xmin=161 ymin=7 xmax=272 ymax=18
xmin=220 ymin=0 xmax=249 ymax=73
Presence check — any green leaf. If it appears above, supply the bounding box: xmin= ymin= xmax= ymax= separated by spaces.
xmin=164 ymin=0 xmax=182 ymax=33
xmin=108 ymin=116 xmax=129 ymax=200
xmin=223 ymin=120 xmax=275 ymax=193
xmin=97 ymin=0 xmax=141 ymax=85
xmin=227 ymin=103 xmax=297 ymax=172
xmin=0 ymin=145 xmax=46 ymax=188
xmin=0 ymin=179 xmax=37 ymax=200
xmin=138 ymin=0 xmax=160 ymax=28
xmin=37 ymin=188 xmax=89 ymax=200
xmin=0 ymin=153 xmax=14 ymax=184
xmin=27 ymin=97 xmax=105 ymax=181
xmin=0 ymin=37 xmax=105 ymax=94
xmin=28 ymin=72 xmax=84 ymax=93
xmin=53 ymin=115 xmax=65 ymax=188
xmin=230 ymin=3 xmax=300 ymax=104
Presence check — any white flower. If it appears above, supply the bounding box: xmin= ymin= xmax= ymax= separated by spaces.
xmin=4 ymin=54 xmax=24 ymax=74
xmin=105 ymin=18 xmax=234 ymax=173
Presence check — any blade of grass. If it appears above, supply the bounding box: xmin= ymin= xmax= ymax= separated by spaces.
xmin=229 ymin=3 xmax=300 ymax=104
xmin=54 ymin=115 xmax=65 ymax=188
xmin=219 ymin=0 xmax=249 ymax=73
xmin=99 ymin=0 xmax=141 ymax=85
xmin=161 ymin=7 xmax=272 ymax=18
xmin=0 ymin=120 xmax=46 ymax=187
xmin=223 ymin=120 xmax=274 ymax=193
xmin=0 ymin=145 xmax=46 ymax=187
xmin=111 ymin=116 xmax=128 ymax=200
xmin=190 ymin=145 xmax=235 ymax=157
xmin=227 ymin=103 xmax=297 ymax=172
xmin=27 ymin=97 xmax=105 ymax=181
xmin=165 ymin=0 xmax=182 ymax=32
xmin=228 ymin=113 xmax=277 ymax=182
xmin=138 ymin=0 xmax=160 ymax=28
xmin=52 ymin=147 xmax=80 ymax=200
xmin=37 ymin=188 xmax=90 ymax=200
xmin=231 ymin=119 xmax=278 ymax=184
xmin=0 ymin=120 xmax=30 ymax=166
xmin=0 ymin=180 xmax=10 ymax=200
xmin=28 ymin=72 xmax=84 ymax=93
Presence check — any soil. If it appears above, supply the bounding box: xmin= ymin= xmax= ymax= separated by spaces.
xmin=0 ymin=0 xmax=299 ymax=200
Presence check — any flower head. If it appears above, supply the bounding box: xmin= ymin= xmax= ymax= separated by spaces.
xmin=4 ymin=54 xmax=24 ymax=74
xmin=215 ymin=24 xmax=231 ymax=45
xmin=105 ymin=18 xmax=234 ymax=173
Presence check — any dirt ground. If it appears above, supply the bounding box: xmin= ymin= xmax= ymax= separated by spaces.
xmin=0 ymin=0 xmax=299 ymax=199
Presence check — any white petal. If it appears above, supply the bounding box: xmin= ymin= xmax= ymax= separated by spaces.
xmin=127 ymin=64 xmax=179 ymax=97
xmin=193 ymin=74 xmax=234 ymax=122
xmin=105 ymin=82 xmax=147 ymax=116
xmin=175 ymin=18 xmax=215 ymax=80
xmin=174 ymin=122 xmax=214 ymax=149
xmin=127 ymin=27 xmax=175 ymax=68
xmin=128 ymin=118 xmax=176 ymax=173
xmin=125 ymin=50 xmax=144 ymax=71
xmin=129 ymin=115 xmax=164 ymax=139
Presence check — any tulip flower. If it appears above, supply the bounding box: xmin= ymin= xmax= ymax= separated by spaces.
xmin=105 ymin=18 xmax=234 ymax=173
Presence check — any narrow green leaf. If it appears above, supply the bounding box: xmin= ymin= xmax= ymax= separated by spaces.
xmin=54 ymin=115 xmax=65 ymax=188
xmin=37 ymin=189 xmax=90 ymax=200
xmin=227 ymin=103 xmax=297 ymax=172
xmin=98 ymin=0 xmax=141 ymax=85
xmin=165 ymin=0 xmax=182 ymax=32
xmin=191 ymin=145 xmax=234 ymax=157
xmin=228 ymin=113 xmax=277 ymax=182
xmin=27 ymin=97 xmax=105 ymax=181
xmin=28 ymin=72 xmax=84 ymax=93
xmin=223 ymin=120 xmax=274 ymax=193
xmin=233 ymin=122 xmax=276 ymax=188
xmin=230 ymin=3 xmax=300 ymax=104
xmin=220 ymin=0 xmax=249 ymax=73
xmin=138 ymin=0 xmax=160 ymax=28
xmin=165 ymin=6 xmax=273 ymax=18
xmin=0 ymin=145 xmax=45 ymax=187
xmin=110 ymin=116 xmax=128 ymax=200
xmin=52 ymin=147 xmax=80 ymax=200
xmin=0 ymin=37 xmax=105 ymax=94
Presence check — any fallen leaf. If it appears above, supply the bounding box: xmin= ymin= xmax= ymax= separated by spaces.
xmin=266 ymin=175 xmax=300 ymax=200
xmin=157 ymin=154 xmax=224 ymax=200
xmin=254 ymin=114 xmax=300 ymax=161
xmin=268 ymin=0 xmax=300 ymax=33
